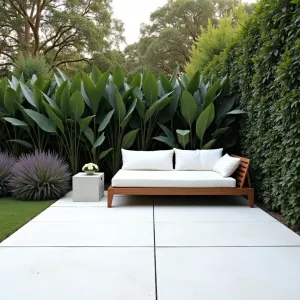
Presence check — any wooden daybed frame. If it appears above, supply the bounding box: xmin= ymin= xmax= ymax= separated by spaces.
xmin=107 ymin=155 xmax=254 ymax=208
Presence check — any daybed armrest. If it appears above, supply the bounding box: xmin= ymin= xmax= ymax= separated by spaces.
xmin=231 ymin=155 xmax=251 ymax=188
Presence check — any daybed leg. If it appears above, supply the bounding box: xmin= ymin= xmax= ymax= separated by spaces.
xmin=108 ymin=186 xmax=114 ymax=208
xmin=248 ymin=189 xmax=254 ymax=208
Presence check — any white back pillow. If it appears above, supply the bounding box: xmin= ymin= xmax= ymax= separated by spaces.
xmin=174 ymin=148 xmax=223 ymax=170
xmin=121 ymin=149 xmax=174 ymax=170
xmin=213 ymin=154 xmax=240 ymax=177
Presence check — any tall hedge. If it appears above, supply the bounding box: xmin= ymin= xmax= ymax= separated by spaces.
xmin=203 ymin=0 xmax=300 ymax=226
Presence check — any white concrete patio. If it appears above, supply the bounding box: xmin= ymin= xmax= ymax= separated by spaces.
xmin=1 ymin=192 xmax=300 ymax=300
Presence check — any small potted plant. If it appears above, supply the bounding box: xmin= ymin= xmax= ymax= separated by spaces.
xmin=82 ymin=163 xmax=99 ymax=175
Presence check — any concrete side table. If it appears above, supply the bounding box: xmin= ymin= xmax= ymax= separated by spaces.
xmin=72 ymin=172 xmax=104 ymax=202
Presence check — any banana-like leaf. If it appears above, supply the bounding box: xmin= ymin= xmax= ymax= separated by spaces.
xmin=160 ymin=73 xmax=172 ymax=93
xmin=212 ymin=127 xmax=229 ymax=138
xmin=131 ymin=73 xmax=142 ymax=88
xmin=170 ymin=66 xmax=180 ymax=87
xmin=7 ymin=139 xmax=33 ymax=149
xmin=20 ymin=82 xmax=36 ymax=107
xmin=93 ymin=132 xmax=105 ymax=149
xmin=201 ymin=139 xmax=216 ymax=150
xmin=82 ymin=73 xmax=98 ymax=114
xmin=122 ymin=129 xmax=140 ymax=149
xmin=113 ymin=65 xmax=124 ymax=90
xmin=70 ymin=90 xmax=85 ymax=119
xmin=153 ymin=136 xmax=177 ymax=148
xmin=83 ymin=126 xmax=95 ymax=146
xmin=45 ymin=103 xmax=64 ymax=132
xmin=42 ymin=91 xmax=58 ymax=109
xmin=57 ymin=68 xmax=69 ymax=82
xmin=144 ymin=92 xmax=172 ymax=123
xmin=61 ymin=84 xmax=70 ymax=116
xmin=91 ymin=65 xmax=101 ymax=83
xmin=204 ymin=79 xmax=221 ymax=108
xmin=32 ymin=85 xmax=44 ymax=112
xmin=215 ymin=96 xmax=236 ymax=125
xmin=226 ymin=109 xmax=246 ymax=115
xmin=80 ymin=115 xmax=95 ymax=129
xmin=98 ymin=109 xmax=115 ymax=132
xmin=143 ymin=72 xmax=158 ymax=104
xmin=115 ymin=88 xmax=126 ymax=123
xmin=25 ymin=109 xmax=57 ymax=133
xmin=181 ymin=90 xmax=197 ymax=127
xmin=55 ymin=80 xmax=68 ymax=107
xmin=158 ymin=123 xmax=175 ymax=142
xmin=196 ymin=103 xmax=215 ymax=144
xmin=181 ymin=73 xmax=190 ymax=88
xmin=176 ymin=129 xmax=190 ymax=148
xmin=121 ymin=99 xmax=137 ymax=129
xmin=54 ymin=73 xmax=63 ymax=87
xmin=187 ymin=70 xmax=200 ymax=95
xmin=4 ymin=117 xmax=28 ymax=129
xmin=4 ymin=88 xmax=17 ymax=114
xmin=99 ymin=148 xmax=113 ymax=159
xmin=70 ymin=74 xmax=82 ymax=94
xmin=34 ymin=76 xmax=45 ymax=90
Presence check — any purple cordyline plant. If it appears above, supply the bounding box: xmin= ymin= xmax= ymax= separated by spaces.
xmin=9 ymin=151 xmax=71 ymax=201
xmin=0 ymin=152 xmax=16 ymax=197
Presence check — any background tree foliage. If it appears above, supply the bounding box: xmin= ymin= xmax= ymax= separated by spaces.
xmin=123 ymin=0 xmax=254 ymax=76
xmin=0 ymin=0 xmax=124 ymax=75
xmin=202 ymin=0 xmax=300 ymax=227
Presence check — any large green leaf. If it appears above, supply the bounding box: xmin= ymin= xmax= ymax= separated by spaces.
xmin=55 ymin=80 xmax=68 ymax=107
xmin=122 ymin=129 xmax=140 ymax=149
xmin=170 ymin=66 xmax=180 ymax=87
xmin=120 ymin=99 xmax=137 ymax=129
xmin=45 ymin=103 xmax=64 ymax=132
xmin=227 ymin=109 xmax=246 ymax=115
xmin=82 ymin=72 xmax=99 ymax=114
xmin=42 ymin=92 xmax=58 ymax=109
xmin=57 ymin=68 xmax=69 ymax=82
xmin=70 ymin=74 xmax=82 ymax=94
xmin=93 ymin=132 xmax=105 ymax=149
xmin=187 ymin=70 xmax=200 ymax=95
xmin=20 ymin=82 xmax=36 ymax=107
xmin=160 ymin=73 xmax=172 ymax=93
xmin=4 ymin=88 xmax=17 ymax=114
xmin=131 ymin=73 xmax=142 ymax=88
xmin=83 ymin=126 xmax=95 ymax=146
xmin=99 ymin=148 xmax=113 ymax=159
xmin=80 ymin=115 xmax=95 ymax=129
xmin=61 ymin=84 xmax=70 ymax=116
xmin=201 ymin=139 xmax=216 ymax=150
xmin=70 ymin=90 xmax=85 ymax=119
xmin=181 ymin=90 xmax=197 ymax=127
xmin=25 ymin=109 xmax=57 ymax=133
xmin=196 ymin=103 xmax=215 ymax=144
xmin=91 ymin=65 xmax=101 ymax=83
xmin=143 ymin=72 xmax=158 ymax=104
xmin=115 ymin=88 xmax=126 ymax=123
xmin=7 ymin=139 xmax=33 ymax=149
xmin=4 ymin=117 xmax=28 ymax=129
xmin=32 ymin=85 xmax=44 ymax=112
xmin=144 ymin=92 xmax=172 ymax=123
xmin=204 ymin=79 xmax=221 ymax=108
xmin=33 ymin=76 xmax=45 ymax=90
xmin=113 ymin=65 xmax=124 ymax=90
xmin=153 ymin=136 xmax=177 ymax=148
xmin=98 ymin=109 xmax=115 ymax=132
xmin=212 ymin=127 xmax=229 ymax=138
xmin=176 ymin=129 xmax=190 ymax=148
xmin=215 ymin=96 xmax=236 ymax=125
xmin=158 ymin=123 xmax=175 ymax=142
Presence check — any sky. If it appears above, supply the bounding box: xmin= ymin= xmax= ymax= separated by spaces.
xmin=112 ymin=0 xmax=257 ymax=48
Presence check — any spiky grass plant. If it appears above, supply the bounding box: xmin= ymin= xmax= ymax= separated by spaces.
xmin=9 ymin=151 xmax=71 ymax=201
xmin=0 ymin=152 xmax=16 ymax=197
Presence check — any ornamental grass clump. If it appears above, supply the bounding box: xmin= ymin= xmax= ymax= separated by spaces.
xmin=0 ymin=152 xmax=16 ymax=197
xmin=9 ymin=151 xmax=71 ymax=201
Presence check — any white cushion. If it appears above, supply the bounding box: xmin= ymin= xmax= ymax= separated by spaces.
xmin=112 ymin=170 xmax=236 ymax=188
xmin=213 ymin=154 xmax=240 ymax=177
xmin=121 ymin=149 xmax=174 ymax=170
xmin=174 ymin=148 xmax=223 ymax=171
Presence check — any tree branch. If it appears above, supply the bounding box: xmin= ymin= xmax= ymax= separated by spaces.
xmin=55 ymin=58 xmax=92 ymax=67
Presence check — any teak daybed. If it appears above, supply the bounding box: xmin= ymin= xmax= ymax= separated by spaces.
xmin=107 ymin=154 xmax=254 ymax=208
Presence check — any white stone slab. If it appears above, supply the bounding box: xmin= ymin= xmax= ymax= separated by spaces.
xmin=155 ymin=222 xmax=300 ymax=246
xmin=0 ymin=247 xmax=155 ymax=300
xmin=156 ymin=247 xmax=300 ymax=300
xmin=154 ymin=206 xmax=274 ymax=222
xmin=33 ymin=206 xmax=153 ymax=223
xmin=1 ymin=221 xmax=154 ymax=246
xmin=52 ymin=191 xmax=153 ymax=207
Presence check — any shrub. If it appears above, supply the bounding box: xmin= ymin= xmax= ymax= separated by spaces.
xmin=13 ymin=53 xmax=52 ymax=82
xmin=0 ymin=153 xmax=16 ymax=197
xmin=9 ymin=151 xmax=71 ymax=201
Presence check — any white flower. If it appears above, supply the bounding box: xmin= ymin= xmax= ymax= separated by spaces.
xmin=88 ymin=165 xmax=93 ymax=170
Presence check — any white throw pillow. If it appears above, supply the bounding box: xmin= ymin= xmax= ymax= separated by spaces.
xmin=121 ymin=149 xmax=174 ymax=170
xmin=174 ymin=149 xmax=202 ymax=170
xmin=213 ymin=154 xmax=240 ymax=177
xmin=174 ymin=148 xmax=223 ymax=170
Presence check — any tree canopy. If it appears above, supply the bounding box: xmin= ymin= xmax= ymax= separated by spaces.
xmin=0 ymin=0 xmax=124 ymax=75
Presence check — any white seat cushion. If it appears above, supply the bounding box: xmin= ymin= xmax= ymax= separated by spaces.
xmin=112 ymin=170 xmax=236 ymax=188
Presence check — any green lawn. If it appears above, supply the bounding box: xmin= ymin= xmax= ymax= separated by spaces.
xmin=0 ymin=198 xmax=56 ymax=242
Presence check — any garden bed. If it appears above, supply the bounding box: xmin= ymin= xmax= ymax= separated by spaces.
xmin=0 ymin=198 xmax=55 ymax=242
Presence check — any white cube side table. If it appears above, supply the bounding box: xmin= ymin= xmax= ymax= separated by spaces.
xmin=72 ymin=172 xmax=104 ymax=202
